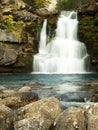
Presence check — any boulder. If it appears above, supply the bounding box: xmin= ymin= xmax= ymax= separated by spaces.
xmin=18 ymin=86 xmax=32 ymax=92
xmin=53 ymin=107 xmax=86 ymax=130
xmin=53 ymin=103 xmax=98 ymax=130
xmin=0 ymin=104 xmax=14 ymax=130
xmin=85 ymin=103 xmax=98 ymax=130
xmin=1 ymin=91 xmax=39 ymax=108
xmin=0 ymin=48 xmax=18 ymax=66
xmin=14 ymin=97 xmax=62 ymax=130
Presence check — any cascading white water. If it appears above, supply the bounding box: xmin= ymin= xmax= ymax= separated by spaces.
xmin=33 ymin=11 xmax=90 ymax=73
xmin=39 ymin=19 xmax=47 ymax=54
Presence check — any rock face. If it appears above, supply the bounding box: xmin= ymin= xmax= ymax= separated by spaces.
xmin=78 ymin=0 xmax=98 ymax=71
xmin=0 ymin=30 xmax=19 ymax=42
xmin=0 ymin=0 xmax=58 ymax=73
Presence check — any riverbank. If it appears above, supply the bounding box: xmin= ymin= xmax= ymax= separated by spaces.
xmin=0 ymin=79 xmax=98 ymax=130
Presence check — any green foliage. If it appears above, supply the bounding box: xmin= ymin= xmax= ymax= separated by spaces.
xmin=2 ymin=15 xmax=24 ymax=31
xmin=2 ymin=15 xmax=16 ymax=31
xmin=34 ymin=0 xmax=50 ymax=9
xmin=23 ymin=0 xmax=50 ymax=9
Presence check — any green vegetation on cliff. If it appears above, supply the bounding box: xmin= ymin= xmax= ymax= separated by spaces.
xmin=23 ymin=0 xmax=50 ymax=9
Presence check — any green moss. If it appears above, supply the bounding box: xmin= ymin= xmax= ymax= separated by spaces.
xmin=2 ymin=15 xmax=16 ymax=31
xmin=23 ymin=0 xmax=50 ymax=9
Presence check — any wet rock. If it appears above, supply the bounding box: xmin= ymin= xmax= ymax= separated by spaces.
xmin=53 ymin=107 xmax=86 ymax=130
xmin=26 ymin=82 xmax=45 ymax=87
xmin=0 ymin=104 xmax=14 ymax=130
xmin=18 ymin=86 xmax=32 ymax=92
xmin=90 ymin=94 xmax=98 ymax=102
xmin=55 ymin=91 xmax=94 ymax=102
xmin=14 ymin=97 xmax=62 ymax=130
xmin=60 ymin=101 xmax=94 ymax=109
xmin=1 ymin=91 xmax=39 ymax=108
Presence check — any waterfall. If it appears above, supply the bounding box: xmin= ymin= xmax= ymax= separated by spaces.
xmin=33 ymin=11 xmax=90 ymax=73
xmin=39 ymin=19 xmax=47 ymax=54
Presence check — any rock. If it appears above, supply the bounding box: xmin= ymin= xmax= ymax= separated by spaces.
xmin=0 ymin=7 xmax=12 ymax=15
xmin=0 ymin=85 xmax=6 ymax=91
xmin=55 ymin=91 xmax=94 ymax=102
xmin=0 ymin=0 xmax=26 ymax=9
xmin=90 ymin=94 xmax=98 ymax=102
xmin=86 ymin=103 xmax=98 ymax=130
xmin=35 ymin=8 xmax=58 ymax=17
xmin=18 ymin=86 xmax=32 ymax=92
xmin=0 ymin=89 xmax=16 ymax=98
xmin=46 ymin=0 xmax=57 ymax=12
xmin=12 ymin=10 xmax=39 ymax=22
xmin=0 ymin=30 xmax=19 ymax=42
xmin=53 ymin=107 xmax=86 ymax=130
xmin=26 ymin=82 xmax=45 ymax=87
xmin=60 ymin=101 xmax=94 ymax=109
xmin=14 ymin=0 xmax=26 ymax=9
xmin=1 ymin=91 xmax=39 ymax=108
xmin=0 ymin=104 xmax=14 ymax=130
xmin=14 ymin=97 xmax=62 ymax=130
xmin=0 ymin=48 xmax=18 ymax=66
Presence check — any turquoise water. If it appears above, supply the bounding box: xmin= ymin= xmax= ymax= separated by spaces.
xmin=0 ymin=73 xmax=98 ymax=107
xmin=0 ymin=73 xmax=98 ymax=87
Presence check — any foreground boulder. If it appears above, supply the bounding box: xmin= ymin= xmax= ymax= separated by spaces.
xmin=53 ymin=103 xmax=98 ymax=130
xmin=14 ymin=97 xmax=62 ymax=130
xmin=0 ymin=104 xmax=14 ymax=130
xmin=1 ymin=91 xmax=39 ymax=108
xmin=85 ymin=103 xmax=98 ymax=130
xmin=53 ymin=107 xmax=86 ymax=130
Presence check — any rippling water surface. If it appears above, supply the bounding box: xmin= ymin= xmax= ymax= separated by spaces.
xmin=0 ymin=73 xmax=98 ymax=87
xmin=0 ymin=73 xmax=98 ymax=107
